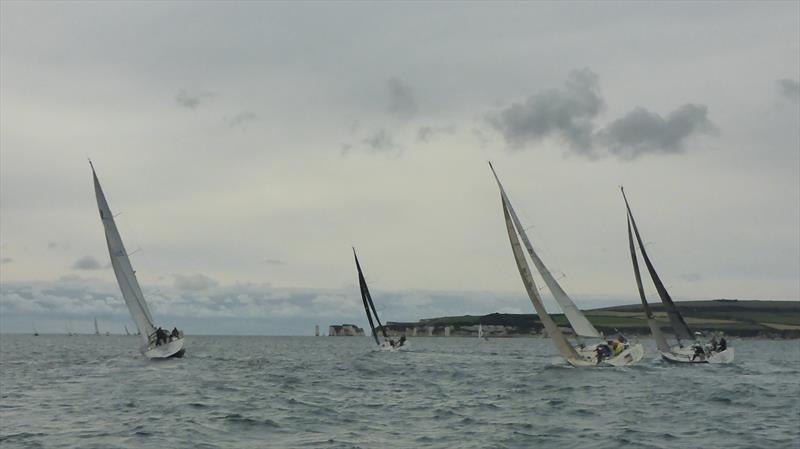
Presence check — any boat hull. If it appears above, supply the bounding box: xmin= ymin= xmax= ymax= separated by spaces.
xmin=661 ymin=347 xmax=734 ymax=364
xmin=568 ymin=343 xmax=645 ymax=367
xmin=143 ymin=337 xmax=185 ymax=359
xmin=376 ymin=341 xmax=410 ymax=352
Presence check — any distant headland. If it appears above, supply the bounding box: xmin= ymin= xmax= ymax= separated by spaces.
xmin=378 ymin=299 xmax=800 ymax=339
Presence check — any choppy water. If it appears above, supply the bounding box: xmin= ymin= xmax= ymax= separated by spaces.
xmin=1 ymin=336 xmax=799 ymax=448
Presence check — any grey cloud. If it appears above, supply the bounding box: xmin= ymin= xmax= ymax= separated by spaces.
xmin=488 ymin=68 xmax=604 ymax=152
xmin=1 ymin=257 xmax=13 ymax=264
xmin=173 ymin=273 xmax=219 ymax=291
xmin=71 ymin=255 xmax=103 ymax=270
xmin=362 ymin=128 xmax=397 ymax=152
xmin=417 ymin=125 xmax=456 ymax=142
xmin=596 ymin=104 xmax=716 ymax=159
xmin=47 ymin=242 xmax=58 ymax=250
xmin=386 ymin=78 xmax=417 ymax=119
xmin=777 ymin=79 xmax=800 ymax=103
xmin=225 ymin=111 xmax=258 ymax=127
xmin=176 ymin=90 xmax=214 ymax=109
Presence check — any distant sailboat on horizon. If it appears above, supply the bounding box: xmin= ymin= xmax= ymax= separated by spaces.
xmin=91 ymin=161 xmax=185 ymax=359
xmin=490 ymin=162 xmax=643 ymax=367
xmin=621 ymin=187 xmax=733 ymax=364
xmin=353 ymin=248 xmax=407 ymax=351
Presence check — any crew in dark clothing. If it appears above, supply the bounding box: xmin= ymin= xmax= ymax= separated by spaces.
xmin=170 ymin=327 xmax=179 ymax=340
xmin=718 ymin=337 xmax=727 ymax=352
xmin=155 ymin=327 xmax=165 ymax=346
xmin=595 ymin=343 xmax=612 ymax=364
xmin=691 ymin=344 xmax=705 ymax=361
xmin=398 ymin=336 xmax=406 ymax=347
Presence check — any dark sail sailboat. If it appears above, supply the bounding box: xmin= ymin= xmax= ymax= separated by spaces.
xmin=622 ymin=187 xmax=734 ymax=364
xmin=353 ymin=248 xmax=407 ymax=351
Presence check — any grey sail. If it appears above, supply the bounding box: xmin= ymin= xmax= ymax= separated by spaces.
xmin=626 ymin=213 xmax=671 ymax=353
xmin=353 ymin=248 xmax=381 ymax=345
xmin=91 ymin=163 xmax=156 ymax=346
xmin=489 ymin=163 xmax=601 ymax=339
xmin=501 ymin=196 xmax=579 ymax=360
xmin=621 ymin=188 xmax=693 ymax=341
xmin=94 ymin=317 xmax=100 ymax=335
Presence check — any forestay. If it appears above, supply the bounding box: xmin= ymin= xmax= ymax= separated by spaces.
xmin=92 ymin=164 xmax=156 ymax=345
xmin=489 ymin=163 xmax=601 ymax=339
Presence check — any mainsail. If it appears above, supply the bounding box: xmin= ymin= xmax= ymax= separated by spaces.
xmin=500 ymin=196 xmax=579 ymax=360
xmin=626 ymin=214 xmax=671 ymax=352
xmin=489 ymin=163 xmax=601 ymax=339
xmin=94 ymin=318 xmax=100 ymax=335
xmin=91 ymin=163 xmax=156 ymax=345
xmin=353 ymin=248 xmax=388 ymax=345
xmin=621 ymin=188 xmax=693 ymax=341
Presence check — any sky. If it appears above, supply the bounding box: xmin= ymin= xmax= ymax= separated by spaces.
xmin=1 ymin=2 xmax=798 ymax=335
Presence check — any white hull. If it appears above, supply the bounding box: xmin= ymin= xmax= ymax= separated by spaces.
xmin=143 ymin=337 xmax=185 ymax=359
xmin=661 ymin=346 xmax=734 ymax=364
xmin=568 ymin=343 xmax=645 ymax=367
xmin=376 ymin=341 xmax=410 ymax=352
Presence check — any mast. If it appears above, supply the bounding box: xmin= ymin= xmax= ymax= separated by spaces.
xmin=94 ymin=318 xmax=100 ymax=335
xmin=353 ymin=248 xmax=381 ymax=345
xmin=489 ymin=162 xmax=601 ymax=339
xmin=621 ymin=187 xmax=693 ymax=342
xmin=500 ymin=195 xmax=579 ymax=360
xmin=91 ymin=162 xmax=156 ymax=345
xmin=626 ymin=212 xmax=671 ymax=352
xmin=125 ymin=325 xmax=130 ymax=336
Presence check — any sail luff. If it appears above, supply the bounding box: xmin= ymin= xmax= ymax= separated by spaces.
xmin=489 ymin=163 xmax=601 ymax=338
xmin=621 ymin=188 xmax=693 ymax=341
xmin=500 ymin=197 xmax=579 ymax=360
xmin=91 ymin=164 xmax=155 ymax=345
xmin=626 ymin=214 xmax=671 ymax=352
xmin=353 ymin=249 xmax=381 ymax=345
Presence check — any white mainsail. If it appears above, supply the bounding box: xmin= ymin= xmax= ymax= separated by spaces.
xmin=489 ymin=164 xmax=602 ymax=339
xmin=91 ymin=163 xmax=156 ymax=346
xmin=500 ymin=197 xmax=579 ymax=360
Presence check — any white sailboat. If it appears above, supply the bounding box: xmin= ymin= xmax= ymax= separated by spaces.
xmin=94 ymin=317 xmax=100 ymax=336
xmin=353 ymin=248 xmax=408 ymax=352
xmin=125 ymin=325 xmax=131 ymax=336
xmin=91 ymin=162 xmax=185 ymax=359
xmin=621 ymin=187 xmax=733 ymax=364
xmin=490 ymin=163 xmax=643 ymax=367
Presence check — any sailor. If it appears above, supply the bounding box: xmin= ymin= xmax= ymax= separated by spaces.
xmin=595 ymin=342 xmax=612 ymax=364
xmin=718 ymin=336 xmax=727 ymax=352
xmin=709 ymin=335 xmax=718 ymax=352
xmin=398 ymin=336 xmax=406 ymax=347
xmin=610 ymin=339 xmax=624 ymax=356
xmin=170 ymin=327 xmax=179 ymax=340
xmin=691 ymin=344 xmax=705 ymax=361
xmin=155 ymin=327 xmax=165 ymax=346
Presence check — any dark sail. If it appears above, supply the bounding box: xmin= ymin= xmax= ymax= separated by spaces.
xmin=626 ymin=215 xmax=654 ymax=319
xmin=353 ymin=248 xmax=387 ymax=345
xmin=621 ymin=188 xmax=693 ymax=341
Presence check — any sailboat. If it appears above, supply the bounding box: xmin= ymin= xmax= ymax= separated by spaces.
xmin=125 ymin=325 xmax=131 ymax=336
xmin=66 ymin=321 xmax=74 ymax=336
xmin=91 ymin=161 xmax=185 ymax=359
xmin=477 ymin=323 xmax=488 ymax=341
xmin=33 ymin=323 xmax=39 ymax=336
xmin=490 ymin=163 xmax=644 ymax=367
xmin=621 ymin=187 xmax=734 ymax=364
xmin=353 ymin=248 xmax=408 ymax=351
xmin=94 ymin=317 xmax=100 ymax=336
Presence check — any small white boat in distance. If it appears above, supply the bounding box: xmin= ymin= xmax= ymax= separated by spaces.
xmin=622 ymin=187 xmax=733 ymax=364
xmin=91 ymin=161 xmax=185 ymax=359
xmin=353 ymin=248 xmax=408 ymax=352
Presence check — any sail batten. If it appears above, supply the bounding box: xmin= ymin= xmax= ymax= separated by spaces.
xmin=92 ymin=165 xmax=155 ymax=345
xmin=489 ymin=163 xmax=601 ymax=339
xmin=621 ymin=188 xmax=693 ymax=341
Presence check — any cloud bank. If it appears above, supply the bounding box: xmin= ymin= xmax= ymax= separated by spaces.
xmin=488 ymin=69 xmax=716 ymax=159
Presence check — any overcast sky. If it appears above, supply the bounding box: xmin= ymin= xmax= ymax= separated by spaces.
xmin=1 ymin=2 xmax=798 ymax=334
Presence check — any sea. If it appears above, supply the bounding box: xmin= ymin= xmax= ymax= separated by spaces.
xmin=1 ymin=335 xmax=798 ymax=449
